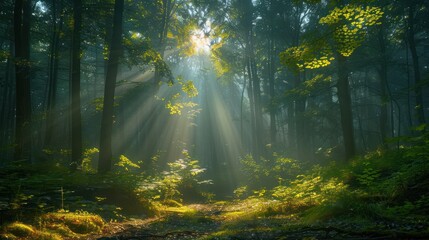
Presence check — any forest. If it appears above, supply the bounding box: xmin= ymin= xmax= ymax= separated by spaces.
xmin=0 ymin=0 xmax=429 ymax=239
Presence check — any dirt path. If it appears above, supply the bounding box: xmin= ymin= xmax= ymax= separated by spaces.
xmin=86 ymin=202 xmax=429 ymax=240
xmin=88 ymin=204 xmax=224 ymax=240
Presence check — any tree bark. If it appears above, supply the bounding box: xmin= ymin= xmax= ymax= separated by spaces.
xmin=294 ymin=73 xmax=307 ymax=160
xmin=407 ymin=2 xmax=426 ymax=125
xmin=98 ymin=0 xmax=124 ymax=173
xmin=268 ymin=19 xmax=276 ymax=147
xmin=71 ymin=0 xmax=83 ymax=169
xmin=154 ymin=0 xmax=173 ymax=86
xmin=13 ymin=0 xmax=32 ymax=162
xmin=377 ymin=25 xmax=389 ymax=147
xmin=336 ymin=54 xmax=355 ymax=160
xmin=246 ymin=0 xmax=263 ymax=159
xmin=45 ymin=0 xmax=63 ymax=148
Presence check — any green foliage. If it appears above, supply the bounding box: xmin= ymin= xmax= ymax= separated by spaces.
xmin=272 ymin=169 xmax=347 ymax=209
xmin=211 ymin=47 xmax=232 ymax=77
xmin=279 ymin=41 xmax=334 ymax=72
xmin=355 ymin=161 xmax=380 ymax=187
xmin=280 ymin=4 xmax=383 ymax=74
xmin=91 ymin=97 xmax=120 ymax=112
xmin=161 ymin=77 xmax=199 ymax=115
xmin=240 ymin=153 xmax=301 ymax=188
xmin=137 ymin=149 xmax=211 ymax=208
xmin=286 ymin=74 xmax=332 ymax=98
xmin=233 ymin=131 xmax=429 ymax=226
xmin=319 ymin=5 xmax=383 ymax=56
xmin=123 ymin=31 xmax=172 ymax=81
xmin=114 ymin=154 xmax=140 ymax=172
xmin=81 ymin=148 xmax=99 ymax=173
xmin=233 ymin=186 xmax=248 ymax=199
xmin=181 ymin=80 xmax=199 ymax=98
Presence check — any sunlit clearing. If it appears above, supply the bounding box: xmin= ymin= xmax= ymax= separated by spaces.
xmin=111 ymin=53 xmax=244 ymax=195
xmin=190 ymin=29 xmax=211 ymax=54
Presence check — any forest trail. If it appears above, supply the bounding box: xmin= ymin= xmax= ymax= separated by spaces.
xmin=89 ymin=204 xmax=226 ymax=240
xmin=85 ymin=202 xmax=429 ymax=240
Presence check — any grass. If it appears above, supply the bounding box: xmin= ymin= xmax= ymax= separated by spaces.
xmin=1 ymin=211 xmax=104 ymax=240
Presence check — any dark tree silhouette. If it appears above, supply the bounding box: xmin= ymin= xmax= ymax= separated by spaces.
xmin=13 ymin=0 xmax=32 ymax=162
xmin=98 ymin=0 xmax=124 ymax=172
xmin=71 ymin=0 xmax=83 ymax=169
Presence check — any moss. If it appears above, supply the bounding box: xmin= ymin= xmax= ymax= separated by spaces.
xmin=3 ymin=222 xmax=35 ymax=238
xmin=162 ymin=205 xmax=197 ymax=214
xmin=41 ymin=211 xmax=104 ymax=235
xmin=221 ymin=211 xmax=246 ymax=220
xmin=33 ymin=231 xmax=63 ymax=240
xmin=163 ymin=199 xmax=183 ymax=207
xmin=1 ymin=222 xmax=62 ymax=240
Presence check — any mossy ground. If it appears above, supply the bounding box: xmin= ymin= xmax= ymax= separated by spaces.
xmin=1 ymin=211 xmax=104 ymax=240
xmin=1 ymin=135 xmax=429 ymax=239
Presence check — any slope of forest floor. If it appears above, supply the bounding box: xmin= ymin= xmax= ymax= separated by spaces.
xmin=1 ymin=132 xmax=429 ymax=239
xmin=89 ymin=201 xmax=429 ymax=240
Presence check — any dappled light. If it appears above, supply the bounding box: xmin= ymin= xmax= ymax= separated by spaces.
xmin=190 ymin=29 xmax=211 ymax=55
xmin=1 ymin=0 xmax=429 ymax=239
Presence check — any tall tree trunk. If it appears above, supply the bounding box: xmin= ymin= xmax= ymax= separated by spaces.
xmin=336 ymin=54 xmax=355 ymax=160
xmin=14 ymin=0 xmax=32 ymax=162
xmin=71 ymin=0 xmax=82 ymax=169
xmin=246 ymin=61 xmax=256 ymax=155
xmin=154 ymin=0 xmax=172 ymax=86
xmin=294 ymin=73 xmax=307 ymax=160
xmin=250 ymin=48 xmax=263 ymax=158
xmin=407 ymin=3 xmax=426 ymax=125
xmin=268 ymin=23 xmax=276 ymax=146
xmin=287 ymin=99 xmax=296 ymax=156
xmin=405 ymin=41 xmax=413 ymax=129
xmin=98 ymin=0 xmax=124 ymax=173
xmin=1 ymin=26 xmax=13 ymax=155
xmin=239 ymin=0 xmax=263 ymax=159
xmin=45 ymin=0 xmax=62 ymax=148
xmin=240 ymin=67 xmax=247 ymax=148
xmin=377 ymin=25 xmax=389 ymax=147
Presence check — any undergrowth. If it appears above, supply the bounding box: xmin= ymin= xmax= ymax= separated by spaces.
xmin=235 ymin=129 xmax=429 ymax=225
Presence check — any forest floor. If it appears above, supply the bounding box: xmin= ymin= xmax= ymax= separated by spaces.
xmin=86 ymin=201 xmax=429 ymax=240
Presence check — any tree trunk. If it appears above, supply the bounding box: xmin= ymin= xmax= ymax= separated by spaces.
xmin=45 ymin=0 xmax=62 ymax=148
xmin=287 ymin=99 xmax=296 ymax=156
xmin=13 ymin=0 xmax=32 ymax=162
xmin=154 ymin=0 xmax=172 ymax=86
xmin=98 ymin=0 xmax=124 ymax=173
xmin=250 ymin=49 xmax=263 ymax=159
xmin=336 ymin=54 xmax=355 ymax=160
xmin=240 ymin=67 xmax=247 ymax=148
xmin=268 ymin=24 xmax=276 ymax=147
xmin=71 ymin=0 xmax=83 ymax=169
xmin=294 ymin=73 xmax=307 ymax=160
xmin=377 ymin=25 xmax=389 ymax=147
xmin=246 ymin=61 xmax=256 ymax=155
xmin=0 ymin=26 xmax=13 ymax=156
xmin=407 ymin=3 xmax=426 ymax=125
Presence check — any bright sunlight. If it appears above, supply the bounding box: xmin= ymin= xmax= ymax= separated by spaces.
xmin=190 ymin=29 xmax=211 ymax=54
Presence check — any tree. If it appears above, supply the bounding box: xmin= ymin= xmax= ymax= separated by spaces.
xmin=13 ymin=0 xmax=32 ymax=162
xmin=406 ymin=0 xmax=426 ymax=125
xmin=98 ymin=0 xmax=124 ymax=173
xmin=71 ymin=0 xmax=83 ymax=169
xmin=320 ymin=4 xmax=383 ymax=159
xmin=44 ymin=0 xmax=63 ymax=148
xmin=280 ymin=3 xmax=383 ymax=160
xmin=238 ymin=0 xmax=264 ymax=159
